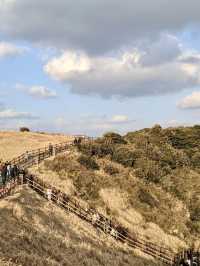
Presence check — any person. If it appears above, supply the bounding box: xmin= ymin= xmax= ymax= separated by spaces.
xmin=0 ymin=161 xmax=3 ymax=186
xmin=46 ymin=188 xmax=52 ymax=201
xmin=1 ymin=163 xmax=7 ymax=186
xmin=25 ymin=151 xmax=29 ymax=162
xmin=92 ymin=211 xmax=100 ymax=226
xmin=48 ymin=143 xmax=53 ymax=156
xmin=13 ymin=164 xmax=19 ymax=179
xmin=6 ymin=162 xmax=11 ymax=180
xmin=77 ymin=137 xmax=82 ymax=145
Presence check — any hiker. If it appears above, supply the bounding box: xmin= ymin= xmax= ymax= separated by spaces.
xmin=48 ymin=143 xmax=53 ymax=156
xmin=110 ymin=226 xmax=118 ymax=239
xmin=13 ymin=164 xmax=19 ymax=178
xmin=92 ymin=211 xmax=100 ymax=226
xmin=0 ymin=161 xmax=3 ymax=186
xmin=77 ymin=137 xmax=82 ymax=145
xmin=6 ymin=162 xmax=11 ymax=180
xmin=1 ymin=164 xmax=7 ymax=186
xmin=73 ymin=138 xmax=78 ymax=145
xmin=46 ymin=188 xmax=52 ymax=201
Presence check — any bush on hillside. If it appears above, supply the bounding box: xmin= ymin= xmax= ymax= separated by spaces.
xmin=20 ymin=127 xmax=30 ymax=132
xmin=135 ymin=158 xmax=163 ymax=183
xmin=138 ymin=188 xmax=159 ymax=208
xmin=103 ymin=132 xmax=126 ymax=144
xmin=191 ymin=206 xmax=200 ymax=222
xmin=112 ymin=146 xmax=137 ymax=167
xmin=103 ymin=164 xmax=119 ymax=175
xmin=78 ymin=142 xmax=113 ymax=157
xmin=191 ymin=152 xmax=200 ymax=168
xmin=72 ymin=171 xmax=100 ymax=200
xmin=78 ymin=155 xmax=99 ymax=170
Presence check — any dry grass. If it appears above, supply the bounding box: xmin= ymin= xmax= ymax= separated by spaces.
xmin=0 ymin=186 xmax=163 ymax=266
xmin=0 ymin=131 xmax=73 ymax=161
xmin=29 ymin=153 xmax=187 ymax=254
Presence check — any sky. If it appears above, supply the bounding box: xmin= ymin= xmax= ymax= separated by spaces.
xmin=1 ymin=0 xmax=200 ymax=136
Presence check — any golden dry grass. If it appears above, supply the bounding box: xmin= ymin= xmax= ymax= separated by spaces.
xmin=0 ymin=186 xmax=163 ymax=266
xmin=0 ymin=131 xmax=73 ymax=161
xmin=29 ymin=153 xmax=187 ymax=254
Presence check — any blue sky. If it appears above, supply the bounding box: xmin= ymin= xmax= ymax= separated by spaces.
xmin=0 ymin=0 xmax=200 ymax=136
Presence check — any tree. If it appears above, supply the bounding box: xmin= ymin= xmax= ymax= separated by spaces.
xmin=20 ymin=127 xmax=30 ymax=132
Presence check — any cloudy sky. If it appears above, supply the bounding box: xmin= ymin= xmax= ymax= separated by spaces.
xmin=1 ymin=0 xmax=200 ymax=136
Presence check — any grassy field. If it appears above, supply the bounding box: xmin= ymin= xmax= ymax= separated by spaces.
xmin=0 ymin=131 xmax=73 ymax=161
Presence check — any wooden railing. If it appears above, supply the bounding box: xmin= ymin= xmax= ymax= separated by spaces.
xmin=1 ymin=140 xmax=199 ymax=265
xmin=23 ymin=175 xmax=176 ymax=265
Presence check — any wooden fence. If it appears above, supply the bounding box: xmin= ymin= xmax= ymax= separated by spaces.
xmin=23 ymin=174 xmax=176 ymax=265
xmin=1 ymin=140 xmax=199 ymax=265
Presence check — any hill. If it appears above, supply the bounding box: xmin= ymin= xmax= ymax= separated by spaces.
xmin=0 ymin=131 xmax=73 ymax=161
xmin=1 ymin=126 xmax=200 ymax=265
xmin=29 ymin=126 xmax=200 ymax=254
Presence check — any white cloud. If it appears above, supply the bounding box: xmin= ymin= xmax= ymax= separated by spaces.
xmin=177 ymin=91 xmax=200 ymax=109
xmin=44 ymin=52 xmax=91 ymax=80
xmin=0 ymin=42 xmax=27 ymax=58
xmin=54 ymin=114 xmax=135 ymax=135
xmin=111 ymin=115 xmax=129 ymax=123
xmin=16 ymin=84 xmax=57 ymax=99
xmin=44 ymin=35 xmax=200 ymax=98
xmin=0 ymin=109 xmax=38 ymax=119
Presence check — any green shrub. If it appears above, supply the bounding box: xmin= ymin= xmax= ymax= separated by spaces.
xmin=191 ymin=152 xmax=200 ymax=168
xmin=77 ymin=142 xmax=113 ymax=157
xmin=138 ymin=188 xmax=159 ymax=208
xmin=103 ymin=164 xmax=119 ymax=175
xmin=78 ymin=155 xmax=99 ymax=170
xmin=103 ymin=132 xmax=126 ymax=144
xmin=112 ymin=146 xmax=137 ymax=167
xmin=135 ymin=158 xmax=163 ymax=183
xmin=72 ymin=171 xmax=100 ymax=200
xmin=190 ymin=205 xmax=200 ymax=222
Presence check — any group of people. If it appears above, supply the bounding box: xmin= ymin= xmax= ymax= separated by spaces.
xmin=23 ymin=172 xmax=139 ymax=246
xmin=179 ymin=251 xmax=200 ymax=266
xmin=0 ymin=161 xmax=20 ymax=186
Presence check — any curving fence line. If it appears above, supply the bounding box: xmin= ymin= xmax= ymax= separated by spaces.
xmin=0 ymin=140 xmax=199 ymax=266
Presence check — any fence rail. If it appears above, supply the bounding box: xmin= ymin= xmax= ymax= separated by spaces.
xmin=1 ymin=140 xmax=199 ymax=266
xmin=24 ymin=175 xmax=176 ymax=265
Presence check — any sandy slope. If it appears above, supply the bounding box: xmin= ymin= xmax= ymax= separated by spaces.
xmin=0 ymin=131 xmax=73 ymax=161
xmin=0 ymin=186 xmax=163 ymax=266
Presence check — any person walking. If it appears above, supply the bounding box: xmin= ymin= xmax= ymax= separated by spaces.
xmin=1 ymin=164 xmax=7 ymax=186
xmin=48 ymin=143 xmax=53 ymax=156
xmin=6 ymin=163 xmax=11 ymax=180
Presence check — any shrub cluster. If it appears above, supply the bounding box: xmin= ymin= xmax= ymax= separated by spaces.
xmin=77 ymin=155 xmax=99 ymax=170
xmin=103 ymin=164 xmax=119 ymax=175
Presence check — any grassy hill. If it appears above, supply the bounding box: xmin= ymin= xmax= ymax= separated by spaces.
xmin=1 ymin=126 xmax=200 ymax=265
xmin=0 ymin=131 xmax=72 ymax=161
xmin=29 ymin=126 xmax=200 ymax=254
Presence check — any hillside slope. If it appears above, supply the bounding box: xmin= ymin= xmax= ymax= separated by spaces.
xmin=29 ymin=126 xmax=200 ymax=254
xmin=0 ymin=131 xmax=72 ymax=161
xmin=0 ymin=186 xmax=162 ymax=266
